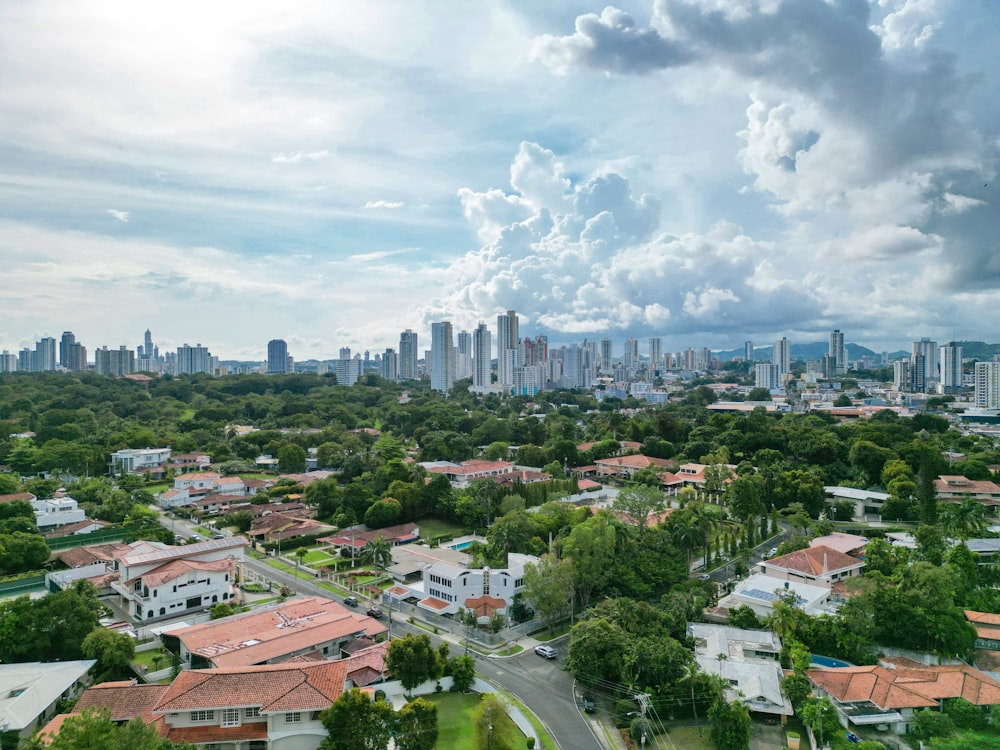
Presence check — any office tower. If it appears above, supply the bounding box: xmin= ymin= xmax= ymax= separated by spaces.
xmin=138 ymin=328 xmax=154 ymax=359
xmin=829 ymin=329 xmax=846 ymax=374
xmin=0 ymin=351 xmax=16 ymax=373
xmin=431 ymin=321 xmax=455 ymax=393
xmin=774 ymin=337 xmax=791 ymax=375
xmin=18 ymin=348 xmax=32 ymax=372
xmin=339 ymin=347 xmax=351 ymax=361
xmin=399 ymin=329 xmax=418 ymax=380
xmin=912 ymin=338 xmax=939 ymax=382
xmin=648 ymin=337 xmax=662 ymax=373
xmin=95 ymin=345 xmax=135 ymax=376
xmin=893 ymin=360 xmax=911 ymax=391
xmin=176 ymin=343 xmax=214 ymax=375
xmin=975 ymin=362 xmax=1000 ymax=408
xmin=496 ymin=310 xmax=519 ymax=388
xmin=456 ymin=330 xmax=472 ymax=381
xmin=910 ymin=353 xmax=927 ymax=393
xmin=267 ymin=339 xmax=289 ymax=375
xmin=755 ymin=363 xmax=781 ymax=391
xmin=34 ymin=337 xmax=56 ymax=372
xmin=599 ymin=338 xmax=613 ymax=374
xmin=623 ymin=337 xmax=638 ymax=375
xmin=940 ymin=343 xmax=963 ymax=393
xmin=472 ymin=322 xmax=491 ymax=388
xmin=381 ymin=348 xmax=398 ymax=381
xmin=744 ymin=340 xmax=754 ymax=363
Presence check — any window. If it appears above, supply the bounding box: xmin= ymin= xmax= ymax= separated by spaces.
xmin=221 ymin=708 xmax=240 ymax=727
xmin=190 ymin=710 xmax=215 ymax=722
xmin=285 ymin=712 xmax=301 ymax=724
xmin=483 ymin=570 xmax=490 ymax=595
xmin=245 ymin=707 xmax=261 ymax=719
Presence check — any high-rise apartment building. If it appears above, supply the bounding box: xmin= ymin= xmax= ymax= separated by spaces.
xmin=829 ymin=330 xmax=846 ymax=374
xmin=472 ymin=323 xmax=491 ymax=389
xmin=59 ymin=331 xmax=86 ymax=371
xmin=176 ymin=344 xmax=214 ymax=375
xmin=910 ymin=353 xmax=927 ymax=393
xmin=381 ymin=348 xmax=398 ymax=381
xmin=893 ymin=360 xmax=911 ymax=391
xmin=430 ymin=321 xmax=455 ymax=393
xmin=623 ymin=337 xmax=639 ymax=375
xmin=940 ymin=343 xmax=963 ymax=393
xmin=335 ymin=356 xmax=361 ymax=386
xmin=399 ymin=330 xmax=418 ymax=381
xmin=599 ymin=338 xmax=613 ymax=374
xmin=975 ymin=362 xmax=1000 ymax=408
xmin=34 ymin=337 xmax=56 ymax=372
xmin=648 ymin=337 xmax=662 ymax=373
xmin=267 ymin=339 xmax=289 ymax=375
xmin=496 ymin=311 xmax=519 ymax=388
xmin=774 ymin=337 xmax=790 ymax=375
xmin=744 ymin=340 xmax=754 ymax=363
xmin=95 ymin=345 xmax=135 ymax=377
xmin=912 ymin=338 xmax=938 ymax=383
xmin=755 ymin=363 xmax=781 ymax=391
xmin=456 ymin=330 xmax=472 ymax=381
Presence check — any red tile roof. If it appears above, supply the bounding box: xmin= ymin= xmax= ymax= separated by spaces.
xmin=763 ymin=545 xmax=863 ymax=577
xmin=0 ymin=492 xmax=36 ymax=503
xmin=420 ymin=597 xmax=451 ymax=611
xmin=74 ymin=681 xmax=169 ymax=721
xmin=155 ymin=660 xmax=348 ymax=714
xmin=126 ymin=557 xmax=233 ymax=588
xmin=966 ymin=610 xmax=1000 ymax=627
xmin=808 ymin=663 xmax=1000 ymax=709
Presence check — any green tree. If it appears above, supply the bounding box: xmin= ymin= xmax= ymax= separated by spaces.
xmin=294 ymin=546 xmax=308 ymax=576
xmin=394 ymin=697 xmax=438 ymax=750
xmin=0 ymin=531 xmax=50 ymax=574
xmin=278 ymin=443 xmax=307 ymax=473
xmin=81 ymin=627 xmax=136 ymax=677
xmin=473 ymin=693 xmax=517 ymax=750
xmin=727 ymin=604 xmax=762 ymax=630
xmin=612 ymin=485 xmax=665 ymax=531
xmin=522 ymin=554 xmax=575 ymax=634
xmin=25 ymin=708 xmax=194 ymax=750
xmin=561 ymin=512 xmax=617 ymax=608
xmin=911 ymin=708 xmax=956 ymax=741
xmin=708 ymin=697 xmax=751 ymax=750
xmin=800 ymin=697 xmax=841 ymax=748
xmin=940 ymin=496 xmax=987 ymax=542
xmin=364 ymin=498 xmax=402 ymax=529
xmin=362 ymin=535 xmax=393 ymax=578
xmin=450 ymin=654 xmax=476 ymax=692
xmin=386 ymin=634 xmax=442 ymax=694
xmin=320 ymin=688 xmax=395 ymax=750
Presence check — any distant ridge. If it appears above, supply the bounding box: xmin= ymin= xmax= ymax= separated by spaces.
xmin=716 ymin=341 xmax=901 ymax=363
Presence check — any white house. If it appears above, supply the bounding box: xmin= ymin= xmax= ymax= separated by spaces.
xmin=720 ymin=573 xmax=831 ymax=618
xmin=110 ymin=537 xmax=248 ymax=622
xmin=31 ymin=496 xmax=86 ymax=531
xmin=157 ymin=472 xmax=247 ymax=509
xmin=0 ymin=660 xmax=95 ymax=741
xmin=109 ymin=447 xmax=172 ymax=475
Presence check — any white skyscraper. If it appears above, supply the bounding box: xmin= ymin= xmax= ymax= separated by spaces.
xmin=456 ymin=330 xmax=472 ymax=381
xmin=648 ymin=337 xmax=662 ymax=373
xmin=176 ymin=343 xmax=214 ymax=375
xmin=940 ymin=343 xmax=963 ymax=393
xmin=744 ymin=340 xmax=754 ymax=363
xmin=755 ymin=363 xmax=781 ymax=391
xmin=975 ymin=361 xmax=1000 ymax=408
xmin=913 ymin=338 xmax=939 ymax=382
xmin=431 ymin=321 xmax=455 ymax=393
xmin=774 ymin=337 xmax=791 ymax=375
xmin=496 ymin=310 xmax=519 ymax=388
xmin=599 ymin=338 xmax=613 ymax=374
xmin=399 ymin=329 xmax=418 ymax=381
xmin=472 ymin=322 xmax=491 ymax=388
xmin=623 ymin=337 xmax=639 ymax=375
xmin=829 ymin=330 xmax=846 ymax=374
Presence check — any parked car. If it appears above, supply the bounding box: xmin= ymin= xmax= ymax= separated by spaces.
xmin=582 ymin=695 xmax=596 ymax=713
xmin=534 ymin=645 xmax=557 ymax=659
xmin=846 ymin=732 xmax=861 ymax=744
xmin=344 ymin=596 xmax=359 ymax=607
xmin=366 ymin=607 xmax=383 ymax=619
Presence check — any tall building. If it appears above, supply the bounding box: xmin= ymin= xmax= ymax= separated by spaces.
xmin=0 ymin=351 xmax=18 ymax=373
xmin=456 ymin=330 xmax=472 ymax=381
xmin=910 ymin=353 xmax=927 ymax=393
xmin=95 ymin=345 xmax=135 ymax=377
xmin=398 ymin=330 xmax=418 ymax=381
xmin=267 ymin=339 xmax=289 ymax=375
xmin=472 ymin=322 xmax=492 ymax=389
xmin=893 ymin=360 xmax=911 ymax=391
xmin=975 ymin=361 xmax=1000 ymax=408
xmin=774 ymin=337 xmax=791 ymax=375
xmin=176 ymin=344 xmax=214 ymax=375
xmin=34 ymin=337 xmax=56 ymax=372
xmin=912 ymin=338 xmax=939 ymax=382
xmin=623 ymin=337 xmax=639 ymax=375
xmin=648 ymin=337 xmax=662 ymax=373
xmin=496 ymin=311 xmax=519 ymax=388
xmin=430 ymin=321 xmax=455 ymax=393
xmin=138 ymin=329 xmax=154 ymax=359
xmin=744 ymin=340 xmax=754 ymax=363
xmin=829 ymin=330 xmax=846 ymax=375
xmin=599 ymin=338 xmax=613 ymax=374
xmin=940 ymin=343 xmax=963 ymax=393
xmin=59 ymin=331 xmax=86 ymax=371
xmin=335 ymin=356 xmax=361 ymax=386
xmin=755 ymin=363 xmax=781 ymax=391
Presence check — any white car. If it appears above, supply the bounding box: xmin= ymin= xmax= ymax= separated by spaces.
xmin=534 ymin=645 xmax=557 ymax=660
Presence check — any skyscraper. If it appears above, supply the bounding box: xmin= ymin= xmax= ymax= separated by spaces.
xmin=34 ymin=337 xmax=56 ymax=372
xmin=648 ymin=337 xmax=662 ymax=373
xmin=975 ymin=361 xmax=1000 ymax=408
xmin=381 ymin=348 xmax=398 ymax=381
xmin=94 ymin=345 xmax=135 ymax=376
xmin=829 ymin=330 xmax=846 ymax=375
xmin=267 ymin=339 xmax=289 ymax=375
xmin=940 ymin=343 xmax=963 ymax=393
xmin=431 ymin=321 xmax=455 ymax=393
xmin=472 ymin=322 xmax=491 ymax=388
xmin=456 ymin=330 xmax=472 ymax=381
xmin=599 ymin=338 xmax=613 ymax=374
xmin=744 ymin=340 xmax=754 ymax=363
xmin=176 ymin=343 xmax=214 ymax=375
xmin=623 ymin=337 xmax=638 ymax=375
xmin=755 ymin=363 xmax=780 ymax=391
xmin=496 ymin=310 xmax=519 ymax=388
xmin=59 ymin=331 xmax=85 ymax=371
xmin=774 ymin=337 xmax=790 ymax=375
xmin=912 ymin=338 xmax=939 ymax=382
xmin=399 ymin=329 xmax=418 ymax=381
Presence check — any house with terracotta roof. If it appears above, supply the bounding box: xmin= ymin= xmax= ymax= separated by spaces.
xmin=247 ymin=514 xmax=336 ymax=545
xmin=935 ymin=475 xmax=1000 ymax=505
xmin=320 ymin=522 xmax=420 ymax=558
xmin=165 ymin=596 xmax=387 ymax=669
xmin=170 ymin=452 xmax=212 ymax=471
xmin=806 ymin=659 xmax=1000 ymax=735
xmin=660 ymin=462 xmax=737 ymax=496
xmin=594 ymin=454 xmax=674 ymax=482
xmin=421 ymin=459 xmax=515 ymax=488
xmin=0 ymin=492 xmax=37 ymax=504
xmin=966 ymin=610 xmax=1000 ymax=650
xmin=110 ymin=537 xmax=248 ymax=622
xmin=758 ymin=545 xmax=865 ymax=589
xmin=157 ymin=472 xmax=248 ymax=509
xmin=809 ymin=532 xmax=869 ymax=556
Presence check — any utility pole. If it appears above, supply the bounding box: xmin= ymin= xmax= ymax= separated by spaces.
xmin=636 ymin=693 xmax=651 ymax=749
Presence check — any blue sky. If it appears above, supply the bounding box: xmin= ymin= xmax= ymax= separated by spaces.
xmin=0 ymin=0 xmax=997 ymax=360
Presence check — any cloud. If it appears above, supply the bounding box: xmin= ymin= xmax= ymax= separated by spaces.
xmin=363 ymin=200 xmax=405 ymax=209
xmin=272 ymin=150 xmax=330 ymax=164
xmin=107 ymin=209 xmax=129 ymax=223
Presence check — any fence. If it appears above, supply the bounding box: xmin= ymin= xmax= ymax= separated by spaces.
xmin=0 ymin=574 xmax=45 ymax=597
xmin=46 ymin=524 xmax=142 ymax=551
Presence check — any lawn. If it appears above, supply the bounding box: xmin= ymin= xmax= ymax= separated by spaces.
xmin=661 ymin=725 xmax=712 ymax=750
xmin=417 ymin=517 xmax=468 ymax=541
xmin=422 ymin=692 xmax=501 ymax=750
xmin=132 ymin=647 xmax=169 ymax=671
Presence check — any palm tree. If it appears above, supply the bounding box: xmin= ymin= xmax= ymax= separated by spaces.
xmin=940 ymin=496 xmax=988 ymax=542
xmin=294 ymin=547 xmax=308 ymax=578
xmin=362 ymin=535 xmax=393 ymax=581
xmin=670 ymin=514 xmax=705 ymax=570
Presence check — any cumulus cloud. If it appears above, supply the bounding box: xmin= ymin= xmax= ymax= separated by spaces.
xmin=272 ymin=150 xmax=330 ymax=164
xmin=107 ymin=209 xmax=129 ymax=223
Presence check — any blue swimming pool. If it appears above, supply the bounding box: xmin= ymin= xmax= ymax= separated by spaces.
xmin=449 ymin=541 xmax=474 ymax=550
xmin=811 ymin=654 xmax=852 ymax=668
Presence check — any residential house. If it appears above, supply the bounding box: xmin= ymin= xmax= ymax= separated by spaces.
xmin=0 ymin=660 xmax=95 ymax=742
xmin=320 ymin=523 xmax=420 ymax=558
xmin=43 ymin=518 xmax=110 ymax=539
xmin=758 ymin=545 xmax=865 ymax=589
xmin=157 ymin=473 xmax=248 ymax=509
xmin=30 ymin=496 xmax=86 ymax=531
xmin=824 ymin=486 xmax=891 ymax=520
xmin=109 ymin=447 xmax=172 ymax=477
xmin=170 ymin=452 xmax=212 ymax=471
xmin=807 ymin=658 xmax=1000 ymax=735
xmin=110 ymin=537 xmax=248 ymax=622
xmin=660 ymin=462 xmax=737 ymax=497
xmin=165 ymin=596 xmax=387 ymax=669
xmin=809 ymin=532 xmax=869 ymax=557
xmin=688 ymin=623 xmax=792 ymax=719
xmin=593 ymin=454 xmax=674 ymax=482
xmin=247 ymin=514 xmax=336 ymax=545
xmin=966 ymin=610 xmax=1000 ymax=650
xmin=0 ymin=492 xmax=37 ymax=505
xmin=421 ymin=460 xmax=514 ymax=488
xmin=719 ymin=573 xmax=832 ymax=618
xmin=935 ymin=475 xmax=1000 ymax=505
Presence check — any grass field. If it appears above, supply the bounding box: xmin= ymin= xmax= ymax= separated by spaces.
xmin=423 ymin=693 xmax=479 ymax=749
xmin=417 ymin=517 xmax=468 ymax=541
xmin=661 ymin=725 xmax=712 ymax=750
xmin=132 ymin=647 xmax=169 ymax=671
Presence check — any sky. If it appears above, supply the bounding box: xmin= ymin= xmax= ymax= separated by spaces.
xmin=0 ymin=0 xmax=997 ymax=361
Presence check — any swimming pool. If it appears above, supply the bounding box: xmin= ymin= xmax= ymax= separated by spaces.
xmin=811 ymin=654 xmax=852 ymax=668
xmin=449 ymin=541 xmax=474 ymax=550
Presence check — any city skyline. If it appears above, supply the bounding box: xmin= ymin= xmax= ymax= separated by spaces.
xmin=1 ymin=2 xmax=997 ymax=358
